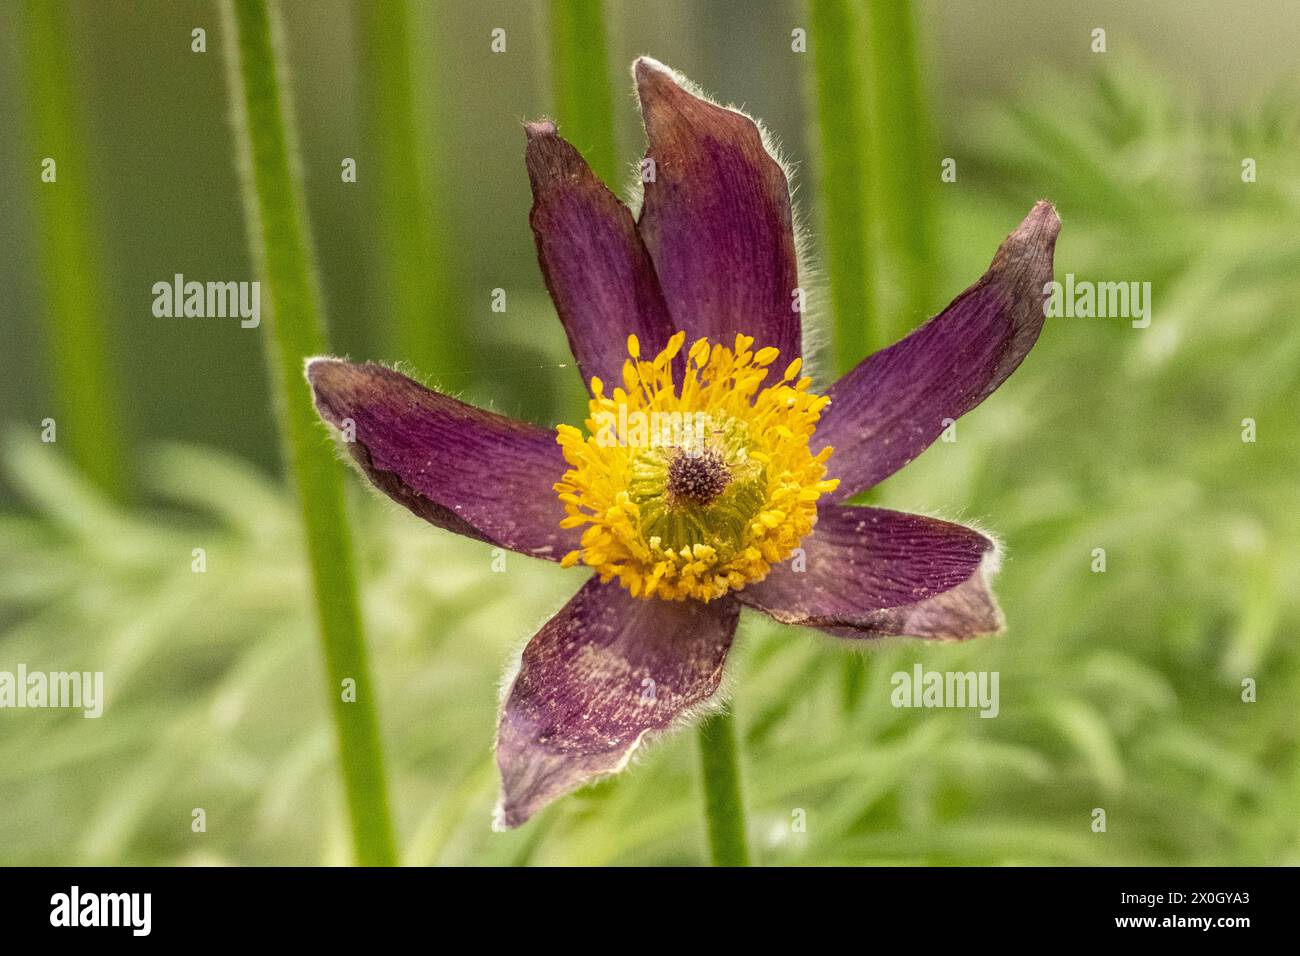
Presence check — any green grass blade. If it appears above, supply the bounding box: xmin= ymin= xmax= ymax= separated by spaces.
xmin=221 ymin=0 xmax=397 ymax=866
xmin=547 ymin=0 xmax=618 ymax=186
xmin=355 ymin=0 xmax=466 ymax=374
xmin=19 ymin=0 xmax=128 ymax=498
xmin=807 ymin=0 xmax=878 ymax=372
xmin=862 ymin=0 xmax=936 ymax=340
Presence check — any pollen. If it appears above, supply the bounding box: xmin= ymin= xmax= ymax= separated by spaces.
xmin=555 ymin=331 xmax=839 ymax=602
xmin=666 ymin=448 xmax=730 ymax=505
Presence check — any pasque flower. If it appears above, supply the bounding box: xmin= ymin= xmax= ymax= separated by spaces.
xmin=307 ymin=57 xmax=1060 ymax=827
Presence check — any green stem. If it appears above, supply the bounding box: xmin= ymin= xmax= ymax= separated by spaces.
xmin=20 ymin=0 xmax=128 ymax=499
xmin=807 ymin=2 xmax=881 ymax=710
xmin=221 ymin=0 xmax=397 ymax=866
xmin=696 ymin=710 xmax=751 ymax=866
xmin=862 ymin=0 xmax=935 ymax=340
xmin=807 ymin=0 xmax=878 ymax=373
xmin=355 ymin=0 xmax=466 ymax=374
xmin=548 ymin=0 xmax=618 ymax=186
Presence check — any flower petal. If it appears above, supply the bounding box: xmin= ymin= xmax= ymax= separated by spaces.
xmin=307 ymin=359 xmax=578 ymax=559
xmin=735 ymin=504 xmax=1003 ymax=639
xmin=816 ymin=201 xmax=1061 ymax=500
xmin=633 ymin=57 xmax=801 ymax=358
xmin=524 ymin=120 xmax=676 ymax=388
xmin=495 ymin=577 xmax=739 ymax=827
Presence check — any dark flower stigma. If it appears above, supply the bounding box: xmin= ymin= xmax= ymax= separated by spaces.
xmin=666 ymin=447 xmax=731 ymax=506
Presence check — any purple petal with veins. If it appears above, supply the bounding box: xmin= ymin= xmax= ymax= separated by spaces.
xmin=632 ymin=56 xmax=802 ymax=358
xmin=496 ymin=577 xmax=739 ymax=828
xmin=737 ymin=504 xmax=1002 ymax=639
xmin=524 ymin=120 xmax=676 ymax=388
xmin=816 ymin=201 xmax=1060 ymax=500
xmin=307 ymin=359 xmax=578 ymax=560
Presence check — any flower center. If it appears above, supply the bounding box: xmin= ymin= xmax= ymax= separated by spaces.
xmin=555 ymin=331 xmax=838 ymax=602
xmin=666 ymin=447 xmax=729 ymax=505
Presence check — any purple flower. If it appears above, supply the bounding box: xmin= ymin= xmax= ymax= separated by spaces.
xmin=306 ymin=57 xmax=1060 ymax=828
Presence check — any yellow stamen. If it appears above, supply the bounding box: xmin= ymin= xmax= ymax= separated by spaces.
xmin=554 ymin=332 xmax=838 ymax=602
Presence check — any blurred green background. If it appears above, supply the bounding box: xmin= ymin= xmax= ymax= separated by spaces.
xmin=1 ymin=0 xmax=1297 ymax=865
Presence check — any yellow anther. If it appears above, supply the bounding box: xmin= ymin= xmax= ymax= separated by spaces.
xmin=553 ymin=332 xmax=835 ymax=602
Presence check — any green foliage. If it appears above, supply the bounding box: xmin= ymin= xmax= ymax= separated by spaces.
xmin=858 ymin=0 xmax=936 ymax=339
xmin=19 ymin=0 xmax=128 ymax=499
xmin=807 ymin=0 xmax=938 ymax=365
xmin=807 ymin=0 xmax=877 ymax=370
xmin=355 ymin=0 xmax=468 ymax=373
xmin=548 ymin=0 xmax=618 ymax=187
